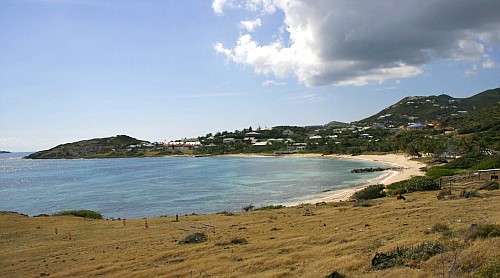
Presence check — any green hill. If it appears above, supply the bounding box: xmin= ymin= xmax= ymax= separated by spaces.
xmin=25 ymin=135 xmax=150 ymax=159
xmin=355 ymin=88 xmax=500 ymax=128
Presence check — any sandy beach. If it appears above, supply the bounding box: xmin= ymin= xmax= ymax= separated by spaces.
xmin=221 ymin=152 xmax=427 ymax=205
xmin=291 ymin=153 xmax=427 ymax=204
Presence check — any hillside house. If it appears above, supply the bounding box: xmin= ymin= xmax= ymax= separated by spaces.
xmin=407 ymin=123 xmax=427 ymax=130
xmin=282 ymin=129 xmax=294 ymax=136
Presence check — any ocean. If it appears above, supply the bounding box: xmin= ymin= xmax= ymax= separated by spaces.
xmin=0 ymin=153 xmax=389 ymax=219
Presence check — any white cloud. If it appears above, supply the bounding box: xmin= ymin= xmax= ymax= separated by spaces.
xmin=212 ymin=0 xmax=231 ymax=16
xmin=482 ymin=58 xmax=496 ymax=69
xmin=238 ymin=18 xmax=262 ymax=32
xmin=288 ymin=92 xmax=325 ymax=103
xmin=464 ymin=64 xmax=478 ymax=77
xmin=213 ymin=0 xmax=500 ymax=87
xmin=262 ymin=79 xmax=286 ymax=86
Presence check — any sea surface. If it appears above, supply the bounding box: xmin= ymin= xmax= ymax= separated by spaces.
xmin=0 ymin=153 xmax=389 ymax=219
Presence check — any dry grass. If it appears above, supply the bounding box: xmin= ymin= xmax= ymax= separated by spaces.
xmin=1 ymin=189 xmax=499 ymax=278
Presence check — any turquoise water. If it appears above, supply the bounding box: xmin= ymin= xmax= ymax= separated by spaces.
xmin=0 ymin=153 xmax=388 ymax=218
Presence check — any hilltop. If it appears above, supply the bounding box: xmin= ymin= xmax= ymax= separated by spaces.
xmin=355 ymin=88 xmax=500 ymax=128
xmin=25 ymin=135 xmax=151 ymax=159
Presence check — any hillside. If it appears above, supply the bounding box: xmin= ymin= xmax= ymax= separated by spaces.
xmin=1 ymin=188 xmax=499 ymax=277
xmin=25 ymin=135 xmax=150 ymax=159
xmin=355 ymin=88 xmax=500 ymax=128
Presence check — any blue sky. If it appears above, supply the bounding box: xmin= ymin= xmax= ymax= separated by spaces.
xmin=1 ymin=0 xmax=499 ymax=152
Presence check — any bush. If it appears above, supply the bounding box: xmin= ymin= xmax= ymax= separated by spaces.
xmin=371 ymin=242 xmax=445 ymax=270
xmin=230 ymin=237 xmax=248 ymax=245
xmin=386 ymin=176 xmax=441 ymax=195
xmin=430 ymin=223 xmax=452 ymax=237
xmin=466 ymin=224 xmax=500 ymax=240
xmin=480 ymin=181 xmax=499 ymax=190
xmin=350 ymin=184 xmax=386 ymax=201
xmin=216 ymin=237 xmax=248 ymax=246
xmin=52 ymin=210 xmax=103 ymax=219
xmin=180 ymin=232 xmax=208 ymax=244
xmin=426 ymin=167 xmax=457 ymax=177
xmin=242 ymin=203 xmax=255 ymax=212
xmin=256 ymin=205 xmax=285 ymax=210
xmin=475 ymin=256 xmax=500 ymax=278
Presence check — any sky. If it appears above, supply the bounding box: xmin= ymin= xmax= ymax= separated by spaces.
xmin=1 ymin=0 xmax=499 ymax=152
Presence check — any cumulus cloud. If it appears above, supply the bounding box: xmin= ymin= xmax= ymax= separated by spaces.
xmin=213 ymin=0 xmax=500 ymax=87
xmin=238 ymin=18 xmax=262 ymax=32
xmin=212 ymin=0 xmax=231 ymax=15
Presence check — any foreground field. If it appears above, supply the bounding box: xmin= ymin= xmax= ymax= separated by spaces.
xmin=1 ymin=189 xmax=499 ymax=277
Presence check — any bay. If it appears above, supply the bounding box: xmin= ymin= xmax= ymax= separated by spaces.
xmin=0 ymin=154 xmax=389 ymax=219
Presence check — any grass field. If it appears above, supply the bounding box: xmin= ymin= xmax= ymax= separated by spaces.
xmin=1 ymin=189 xmax=499 ymax=277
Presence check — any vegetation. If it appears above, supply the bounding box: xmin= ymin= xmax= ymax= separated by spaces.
xmin=256 ymin=205 xmax=286 ymax=210
xmin=371 ymin=242 xmax=445 ymax=270
xmin=24 ymin=88 xmax=499 ymax=159
xmin=466 ymin=224 xmax=500 ymax=240
xmin=242 ymin=203 xmax=255 ymax=212
xmin=25 ymin=135 xmax=152 ymax=159
xmin=386 ymin=176 xmax=441 ymax=195
xmin=349 ymin=184 xmax=386 ymax=201
xmin=52 ymin=210 xmax=103 ymax=219
xmin=179 ymin=232 xmax=208 ymax=244
xmin=1 ymin=189 xmax=499 ymax=277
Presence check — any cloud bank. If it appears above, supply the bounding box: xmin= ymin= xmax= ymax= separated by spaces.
xmin=213 ymin=0 xmax=500 ymax=86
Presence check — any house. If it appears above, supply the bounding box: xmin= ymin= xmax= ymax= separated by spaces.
xmin=243 ymin=137 xmax=258 ymax=145
xmin=282 ymin=129 xmax=294 ymax=136
xmin=246 ymin=132 xmax=260 ymax=136
xmin=252 ymin=141 xmax=269 ymax=146
xmin=407 ymin=123 xmax=427 ymax=130
xmin=223 ymin=138 xmax=237 ymax=144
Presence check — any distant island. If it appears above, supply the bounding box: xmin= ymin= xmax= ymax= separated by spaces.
xmin=0 ymin=151 xmax=11 ymax=154
xmin=25 ymin=87 xmax=499 ymax=160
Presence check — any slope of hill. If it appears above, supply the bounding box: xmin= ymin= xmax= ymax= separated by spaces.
xmin=1 ymin=189 xmax=499 ymax=277
xmin=25 ymin=135 xmax=149 ymax=159
xmin=355 ymin=88 xmax=500 ymax=128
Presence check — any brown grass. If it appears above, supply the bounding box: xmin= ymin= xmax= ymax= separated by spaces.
xmin=1 ymin=189 xmax=499 ymax=277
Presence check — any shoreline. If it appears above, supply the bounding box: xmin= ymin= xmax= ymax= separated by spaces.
xmin=218 ymin=152 xmax=427 ymax=205
xmin=289 ymin=153 xmax=427 ymax=204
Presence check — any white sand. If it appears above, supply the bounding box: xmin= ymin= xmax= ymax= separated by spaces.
xmin=219 ymin=152 xmax=427 ymax=205
xmin=291 ymin=153 xmax=427 ymax=204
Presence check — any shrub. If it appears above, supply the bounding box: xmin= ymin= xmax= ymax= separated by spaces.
xmin=475 ymin=256 xmax=500 ymax=278
xmin=52 ymin=210 xmax=103 ymax=219
xmin=180 ymin=232 xmax=208 ymax=244
xmin=460 ymin=189 xmax=480 ymax=198
xmin=350 ymin=184 xmax=386 ymax=201
xmin=371 ymin=242 xmax=445 ymax=270
xmin=470 ymin=155 xmax=500 ymax=170
xmin=256 ymin=205 xmax=285 ymax=210
xmin=386 ymin=176 xmax=441 ymax=195
xmin=437 ymin=189 xmax=453 ymax=200
xmin=426 ymin=167 xmax=457 ymax=177
xmin=430 ymin=223 xmax=452 ymax=237
xmin=242 ymin=204 xmax=255 ymax=212
xmin=466 ymin=224 xmax=500 ymax=240
xmin=229 ymin=237 xmax=248 ymax=245
xmin=216 ymin=237 xmax=248 ymax=246
xmin=480 ymin=181 xmax=499 ymax=190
